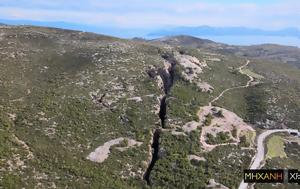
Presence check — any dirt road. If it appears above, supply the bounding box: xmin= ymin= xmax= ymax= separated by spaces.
xmin=209 ymin=60 xmax=253 ymax=106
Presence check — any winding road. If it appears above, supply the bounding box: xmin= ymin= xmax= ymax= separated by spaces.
xmin=209 ymin=60 xmax=253 ymax=106
xmin=202 ymin=60 xmax=298 ymax=189
xmin=238 ymin=129 xmax=298 ymax=189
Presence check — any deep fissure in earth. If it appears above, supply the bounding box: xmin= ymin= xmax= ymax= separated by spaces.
xmin=144 ymin=53 xmax=176 ymax=185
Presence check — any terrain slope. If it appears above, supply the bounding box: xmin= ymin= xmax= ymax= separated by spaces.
xmin=0 ymin=26 xmax=299 ymax=189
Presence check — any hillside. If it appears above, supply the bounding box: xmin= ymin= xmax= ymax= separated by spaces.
xmin=151 ymin=35 xmax=219 ymax=49
xmin=152 ymin=35 xmax=300 ymax=68
xmin=0 ymin=26 xmax=299 ymax=189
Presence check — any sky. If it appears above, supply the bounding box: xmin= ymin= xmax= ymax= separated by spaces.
xmin=0 ymin=0 xmax=299 ymax=30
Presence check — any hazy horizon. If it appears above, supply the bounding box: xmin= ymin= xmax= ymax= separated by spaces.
xmin=1 ymin=19 xmax=300 ymax=47
xmin=1 ymin=0 xmax=300 ymax=47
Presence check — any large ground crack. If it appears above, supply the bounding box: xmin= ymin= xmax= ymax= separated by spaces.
xmin=158 ymin=96 xmax=167 ymax=128
xmin=143 ymin=53 xmax=177 ymax=185
xmin=143 ymin=129 xmax=161 ymax=185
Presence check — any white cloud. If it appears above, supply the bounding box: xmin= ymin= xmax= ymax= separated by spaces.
xmin=0 ymin=0 xmax=299 ymax=29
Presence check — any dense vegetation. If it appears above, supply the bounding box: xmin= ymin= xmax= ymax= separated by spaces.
xmin=206 ymin=132 xmax=232 ymax=145
xmin=244 ymin=84 xmax=268 ymax=124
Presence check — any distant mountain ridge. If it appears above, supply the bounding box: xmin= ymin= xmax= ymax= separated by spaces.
xmin=151 ymin=35 xmax=219 ymax=47
xmin=1 ymin=19 xmax=300 ymax=47
xmin=148 ymin=26 xmax=300 ymax=38
xmin=151 ymin=35 xmax=300 ymax=68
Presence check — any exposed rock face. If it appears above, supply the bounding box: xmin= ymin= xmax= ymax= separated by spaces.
xmin=87 ymin=138 xmax=125 ymax=163
xmin=174 ymin=53 xmax=207 ymax=82
xmin=87 ymin=138 xmax=142 ymax=163
xmin=196 ymin=82 xmax=214 ymax=93
xmin=127 ymin=97 xmax=142 ymax=102
xmin=182 ymin=121 xmax=199 ymax=133
xmin=115 ymin=139 xmax=143 ymax=152
xmin=198 ymin=106 xmax=255 ymax=151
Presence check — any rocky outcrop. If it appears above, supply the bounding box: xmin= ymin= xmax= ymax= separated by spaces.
xmin=87 ymin=138 xmax=142 ymax=163
xmin=196 ymin=82 xmax=214 ymax=93
xmin=174 ymin=53 xmax=207 ymax=82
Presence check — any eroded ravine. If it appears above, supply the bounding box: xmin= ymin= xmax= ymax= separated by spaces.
xmin=143 ymin=53 xmax=176 ymax=185
xmin=143 ymin=129 xmax=161 ymax=185
xmin=159 ymin=96 xmax=167 ymax=128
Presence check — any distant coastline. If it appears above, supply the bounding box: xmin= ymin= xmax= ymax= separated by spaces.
xmin=202 ymin=35 xmax=300 ymax=47
xmin=147 ymin=35 xmax=300 ymax=48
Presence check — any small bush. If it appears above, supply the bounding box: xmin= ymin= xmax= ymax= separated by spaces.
xmin=204 ymin=113 xmax=213 ymax=126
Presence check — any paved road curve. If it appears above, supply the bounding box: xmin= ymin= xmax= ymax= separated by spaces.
xmin=238 ymin=129 xmax=297 ymax=189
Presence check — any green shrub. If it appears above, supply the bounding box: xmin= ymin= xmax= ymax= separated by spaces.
xmin=204 ymin=113 xmax=213 ymax=126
